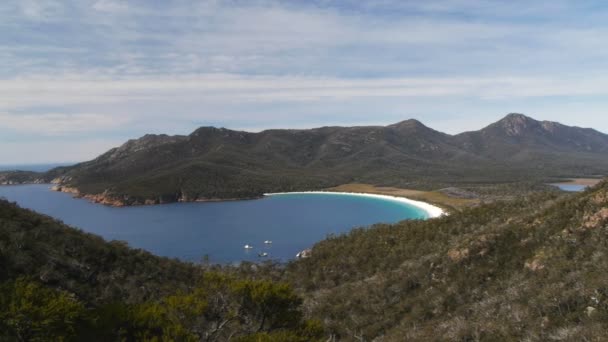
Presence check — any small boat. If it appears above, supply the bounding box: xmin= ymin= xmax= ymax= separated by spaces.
xmin=258 ymin=252 xmax=269 ymax=257
xmin=244 ymin=244 xmax=253 ymax=249
xmin=264 ymin=240 xmax=272 ymax=244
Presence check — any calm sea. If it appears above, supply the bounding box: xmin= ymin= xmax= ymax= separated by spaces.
xmin=0 ymin=163 xmax=74 ymax=172
xmin=0 ymin=184 xmax=428 ymax=264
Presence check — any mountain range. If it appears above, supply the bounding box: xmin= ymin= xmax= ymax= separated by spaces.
xmin=2 ymin=113 xmax=607 ymax=206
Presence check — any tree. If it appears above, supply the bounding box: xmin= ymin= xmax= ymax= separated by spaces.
xmin=233 ymin=280 xmax=303 ymax=333
xmin=0 ymin=278 xmax=86 ymax=341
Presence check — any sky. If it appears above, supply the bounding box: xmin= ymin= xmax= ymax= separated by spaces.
xmin=2 ymin=0 xmax=608 ymax=164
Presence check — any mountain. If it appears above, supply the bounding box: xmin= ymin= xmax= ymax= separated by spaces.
xmin=5 ymin=113 xmax=608 ymax=206
xmin=455 ymin=113 xmax=608 ymax=164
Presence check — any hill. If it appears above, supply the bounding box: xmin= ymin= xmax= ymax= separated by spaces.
xmin=285 ymin=179 xmax=608 ymax=340
xmin=3 ymin=176 xmax=608 ymax=340
xmin=3 ymin=113 xmax=608 ymax=205
xmin=0 ymin=199 xmax=323 ymax=341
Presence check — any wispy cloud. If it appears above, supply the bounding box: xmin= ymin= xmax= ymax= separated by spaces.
xmin=2 ymin=74 xmax=608 ymax=108
xmin=0 ymin=112 xmax=131 ymax=135
xmin=92 ymin=0 xmax=129 ymax=13
xmin=4 ymin=0 xmax=608 ymax=77
xmin=18 ymin=0 xmax=65 ymax=22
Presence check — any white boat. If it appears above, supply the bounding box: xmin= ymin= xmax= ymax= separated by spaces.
xmin=258 ymin=252 xmax=269 ymax=257
xmin=264 ymin=240 xmax=273 ymax=244
xmin=244 ymin=244 xmax=253 ymax=249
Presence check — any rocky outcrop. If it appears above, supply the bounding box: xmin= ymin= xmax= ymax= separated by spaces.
xmin=51 ymin=176 xmax=73 ymax=184
xmin=101 ymin=134 xmax=188 ymax=162
xmin=447 ymin=248 xmax=470 ymax=262
xmin=296 ymin=249 xmax=312 ymax=259
xmin=51 ymin=186 xmax=128 ymax=207
xmin=582 ymin=208 xmax=608 ymax=230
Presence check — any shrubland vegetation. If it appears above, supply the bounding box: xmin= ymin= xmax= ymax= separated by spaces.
xmin=284 ymin=181 xmax=608 ymax=340
xmin=3 ymin=178 xmax=608 ymax=340
xmin=0 ymin=200 xmax=322 ymax=341
xmin=0 ymin=171 xmax=45 ymax=185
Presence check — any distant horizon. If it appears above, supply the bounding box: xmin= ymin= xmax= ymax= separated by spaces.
xmin=0 ymin=162 xmax=76 ymax=172
xmin=0 ymin=162 xmax=76 ymax=166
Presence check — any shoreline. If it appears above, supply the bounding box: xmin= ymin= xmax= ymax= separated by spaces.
xmin=0 ymin=183 xmax=446 ymax=216
xmin=553 ymin=178 xmax=602 ymax=186
xmin=264 ymin=191 xmax=446 ymax=219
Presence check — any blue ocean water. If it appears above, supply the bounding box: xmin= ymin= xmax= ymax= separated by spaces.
xmin=0 ymin=184 xmax=428 ymax=264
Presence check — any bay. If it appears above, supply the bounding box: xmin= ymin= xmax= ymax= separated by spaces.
xmin=0 ymin=184 xmax=429 ymax=263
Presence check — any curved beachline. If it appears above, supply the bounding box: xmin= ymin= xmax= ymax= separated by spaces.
xmin=263 ymin=191 xmax=446 ymax=219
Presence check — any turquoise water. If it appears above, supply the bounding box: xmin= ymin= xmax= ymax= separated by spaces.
xmin=551 ymin=184 xmax=587 ymax=192
xmin=0 ymin=184 xmax=428 ymax=263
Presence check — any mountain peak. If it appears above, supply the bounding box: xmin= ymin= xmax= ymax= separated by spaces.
xmin=388 ymin=119 xmax=429 ymax=131
xmin=502 ymin=113 xmax=535 ymax=121
xmin=190 ymin=126 xmax=228 ymax=137
xmin=492 ymin=113 xmax=540 ymax=137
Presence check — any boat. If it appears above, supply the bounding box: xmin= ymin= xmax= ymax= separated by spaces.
xmin=258 ymin=252 xmax=269 ymax=257
xmin=264 ymin=240 xmax=272 ymax=244
xmin=243 ymin=244 xmax=253 ymax=249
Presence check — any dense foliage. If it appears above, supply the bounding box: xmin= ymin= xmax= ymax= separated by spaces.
xmin=0 ymin=200 xmax=322 ymax=341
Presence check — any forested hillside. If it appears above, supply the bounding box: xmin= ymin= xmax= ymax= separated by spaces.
xmin=0 ymin=200 xmax=323 ymax=341
xmin=286 ymin=180 xmax=608 ymax=340
xmin=3 ymin=113 xmax=606 ymax=206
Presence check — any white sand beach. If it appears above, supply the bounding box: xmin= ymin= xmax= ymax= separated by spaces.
xmin=264 ymin=191 xmax=446 ymax=218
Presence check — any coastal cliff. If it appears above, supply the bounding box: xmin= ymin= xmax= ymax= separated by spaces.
xmin=51 ymin=185 xmax=129 ymax=207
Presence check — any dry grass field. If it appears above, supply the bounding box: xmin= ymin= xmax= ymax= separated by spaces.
xmin=327 ymin=183 xmax=478 ymax=212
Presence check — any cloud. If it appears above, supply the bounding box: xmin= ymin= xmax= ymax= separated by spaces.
xmin=0 ymin=112 xmax=131 ymax=135
xmin=4 ymin=0 xmax=608 ymax=78
xmin=92 ymin=0 xmax=129 ymax=13
xmin=2 ymin=74 xmax=608 ymax=110
xmin=1 ymin=72 xmax=608 ymax=141
xmin=18 ymin=0 xmax=64 ymax=21
xmin=0 ymin=138 xmax=125 ymax=164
